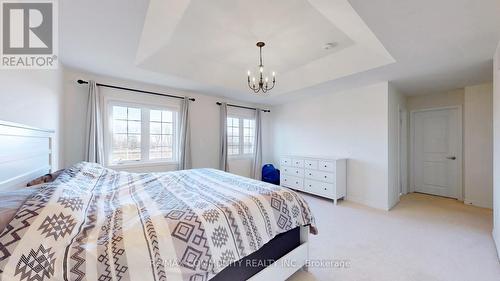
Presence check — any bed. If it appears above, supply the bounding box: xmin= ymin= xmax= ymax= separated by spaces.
xmin=0 ymin=121 xmax=317 ymax=281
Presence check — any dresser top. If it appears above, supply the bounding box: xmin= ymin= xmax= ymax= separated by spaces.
xmin=281 ymin=155 xmax=347 ymax=161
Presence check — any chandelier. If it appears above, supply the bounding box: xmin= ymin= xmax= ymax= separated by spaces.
xmin=247 ymin=42 xmax=276 ymax=93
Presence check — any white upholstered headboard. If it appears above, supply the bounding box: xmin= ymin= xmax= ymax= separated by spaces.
xmin=0 ymin=120 xmax=54 ymax=190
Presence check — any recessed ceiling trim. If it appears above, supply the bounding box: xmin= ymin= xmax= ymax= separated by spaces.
xmin=135 ymin=0 xmax=396 ymax=96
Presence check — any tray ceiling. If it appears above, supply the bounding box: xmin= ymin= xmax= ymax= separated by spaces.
xmin=135 ymin=0 xmax=395 ymax=96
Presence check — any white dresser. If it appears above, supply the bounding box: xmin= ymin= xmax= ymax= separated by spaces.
xmin=280 ymin=156 xmax=347 ymax=204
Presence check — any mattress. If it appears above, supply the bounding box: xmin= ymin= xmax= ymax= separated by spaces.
xmin=0 ymin=162 xmax=316 ymax=281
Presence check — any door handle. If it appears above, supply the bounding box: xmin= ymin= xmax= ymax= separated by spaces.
xmin=446 ymin=156 xmax=456 ymax=160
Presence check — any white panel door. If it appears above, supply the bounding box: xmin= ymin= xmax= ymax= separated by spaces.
xmin=413 ymin=108 xmax=461 ymax=199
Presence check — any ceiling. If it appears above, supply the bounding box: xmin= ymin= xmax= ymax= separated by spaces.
xmin=60 ymin=0 xmax=500 ymax=104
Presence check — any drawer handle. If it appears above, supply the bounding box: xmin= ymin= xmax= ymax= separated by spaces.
xmin=295 ymin=181 xmax=299 ymax=184
xmin=324 ymin=188 xmax=327 ymax=190
xmin=309 ymin=185 xmax=312 ymax=187
xmin=284 ymin=179 xmax=287 ymax=181
xmin=324 ymin=176 xmax=327 ymax=178
xmin=324 ymin=165 xmax=327 ymax=168
xmin=296 ymin=171 xmax=298 ymax=173
xmin=309 ymin=173 xmax=312 ymax=176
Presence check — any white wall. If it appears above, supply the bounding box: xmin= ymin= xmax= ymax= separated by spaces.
xmin=388 ymin=84 xmax=407 ymax=209
xmin=464 ymin=83 xmax=493 ymax=209
xmin=0 ymin=68 xmax=64 ymax=169
xmin=493 ymin=42 xmax=500 ymax=258
xmin=407 ymin=89 xmax=464 ymax=111
xmin=270 ymin=82 xmax=391 ymax=210
xmin=62 ymin=68 xmax=270 ymax=178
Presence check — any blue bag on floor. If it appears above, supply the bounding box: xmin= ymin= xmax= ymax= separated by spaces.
xmin=262 ymin=164 xmax=280 ymax=185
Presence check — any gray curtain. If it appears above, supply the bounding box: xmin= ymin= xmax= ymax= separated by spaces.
xmin=179 ymin=97 xmax=191 ymax=170
xmin=252 ymin=109 xmax=263 ymax=180
xmin=84 ymin=80 xmax=105 ymax=164
xmin=219 ymin=102 xmax=228 ymax=171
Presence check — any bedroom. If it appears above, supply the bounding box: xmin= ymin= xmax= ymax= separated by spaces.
xmin=1 ymin=0 xmax=500 ymax=280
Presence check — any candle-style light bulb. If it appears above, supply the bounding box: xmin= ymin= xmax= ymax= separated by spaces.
xmin=260 ymin=66 xmax=263 ymax=73
xmin=252 ymin=77 xmax=256 ymax=82
xmin=247 ymin=70 xmax=251 ymax=76
xmin=265 ymin=77 xmax=269 ymax=82
xmin=272 ymin=71 xmax=276 ymax=77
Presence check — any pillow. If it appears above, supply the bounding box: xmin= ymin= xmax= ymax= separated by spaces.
xmin=0 ymin=187 xmax=40 ymax=232
xmin=26 ymin=169 xmax=64 ymax=187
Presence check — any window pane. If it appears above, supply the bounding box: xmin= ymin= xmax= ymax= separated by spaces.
xmin=164 ymin=150 xmax=172 ymax=159
xmin=113 ymin=106 xmax=127 ymax=120
xmin=150 ymin=122 xmax=162 ymax=134
xmin=231 ymin=127 xmax=239 ymax=137
xmin=150 ymin=110 xmax=162 ymax=122
xmin=162 ymin=123 xmax=172 ymax=134
xmin=127 ymin=135 xmax=141 ymax=150
xmin=150 ymin=135 xmax=161 ymax=148
xmin=128 ymin=107 xmax=141 ymax=121
xmin=127 ymin=136 xmax=141 ymax=160
xmin=128 ymin=121 xmax=141 ymax=134
xmin=110 ymin=106 xmax=142 ymax=163
xmin=112 ymin=134 xmax=127 ymax=149
xmin=149 ymin=110 xmax=175 ymax=160
xmin=150 ymin=149 xmax=162 ymax=160
xmin=113 ymin=120 xmax=127 ymax=134
xmin=111 ymin=134 xmax=127 ymax=162
xmin=243 ymin=119 xmax=255 ymax=154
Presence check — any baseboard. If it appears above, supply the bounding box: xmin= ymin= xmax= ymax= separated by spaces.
xmin=463 ymin=198 xmax=492 ymax=209
xmin=493 ymin=228 xmax=500 ymax=261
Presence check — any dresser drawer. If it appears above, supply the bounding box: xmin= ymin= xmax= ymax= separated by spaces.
xmin=281 ymin=175 xmax=304 ymax=190
xmin=305 ymin=169 xmax=335 ymax=183
xmin=281 ymin=166 xmax=292 ymax=175
xmin=305 ymin=179 xmax=335 ymax=197
xmin=304 ymin=159 xmax=318 ymax=169
xmin=281 ymin=157 xmax=292 ymax=167
xmin=282 ymin=167 xmax=304 ymax=177
xmin=318 ymin=160 xmax=335 ymax=172
xmin=292 ymin=159 xmax=304 ymax=168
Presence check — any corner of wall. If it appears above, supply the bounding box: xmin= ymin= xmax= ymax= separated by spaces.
xmin=493 ymin=41 xmax=500 ymax=260
xmin=387 ymin=83 xmax=408 ymax=210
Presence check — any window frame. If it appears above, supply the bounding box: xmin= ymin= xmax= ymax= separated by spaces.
xmin=227 ymin=115 xmax=256 ymax=159
xmin=104 ymin=100 xmax=179 ymax=167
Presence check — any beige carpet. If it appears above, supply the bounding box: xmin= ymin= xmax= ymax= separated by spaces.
xmin=287 ymin=193 xmax=500 ymax=281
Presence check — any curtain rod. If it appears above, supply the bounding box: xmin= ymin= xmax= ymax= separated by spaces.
xmin=216 ymin=102 xmax=270 ymax=113
xmin=76 ymin=79 xmax=195 ymax=101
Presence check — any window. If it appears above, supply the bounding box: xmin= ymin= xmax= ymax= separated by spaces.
xmin=243 ymin=119 xmax=255 ymax=154
xmin=149 ymin=110 xmax=173 ymax=160
xmin=227 ymin=117 xmax=240 ymax=155
xmin=111 ymin=106 xmax=141 ymax=163
xmin=108 ymin=104 xmax=178 ymax=165
xmin=227 ymin=116 xmax=255 ymax=156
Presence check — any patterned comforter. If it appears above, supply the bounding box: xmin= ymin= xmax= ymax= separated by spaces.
xmin=0 ymin=162 xmax=316 ymax=281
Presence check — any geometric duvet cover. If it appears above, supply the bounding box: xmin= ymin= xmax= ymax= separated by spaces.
xmin=0 ymin=162 xmax=316 ymax=281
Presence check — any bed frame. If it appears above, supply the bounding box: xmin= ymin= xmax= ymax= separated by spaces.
xmin=0 ymin=120 xmax=54 ymax=190
xmin=0 ymin=120 xmax=309 ymax=280
xmin=246 ymin=225 xmax=309 ymax=280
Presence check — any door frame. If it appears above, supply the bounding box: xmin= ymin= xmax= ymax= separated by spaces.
xmin=399 ymin=106 xmax=408 ymax=196
xmin=409 ymin=105 xmax=463 ymax=200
